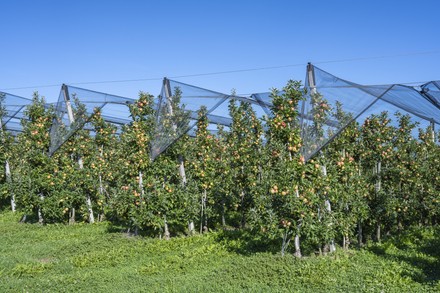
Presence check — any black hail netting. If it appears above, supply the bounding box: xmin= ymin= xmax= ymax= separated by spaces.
xmin=0 ymin=92 xmax=32 ymax=136
xmin=302 ymin=64 xmax=440 ymax=160
xmin=49 ymin=85 xmax=135 ymax=156
xmin=150 ymin=78 xmax=273 ymax=160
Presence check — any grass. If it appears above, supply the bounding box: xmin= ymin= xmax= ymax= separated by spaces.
xmin=0 ymin=211 xmax=439 ymax=292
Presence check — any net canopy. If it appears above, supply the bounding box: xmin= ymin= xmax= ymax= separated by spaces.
xmin=0 ymin=92 xmax=32 ymax=136
xmin=46 ymin=64 xmax=440 ymax=162
xmin=301 ymin=64 xmax=440 ymax=160
xmin=151 ymin=78 xmax=273 ymax=160
xmin=49 ymin=84 xmax=135 ymax=156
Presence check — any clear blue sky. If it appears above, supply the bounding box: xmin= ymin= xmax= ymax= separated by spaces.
xmin=1 ymin=0 xmax=439 ymax=103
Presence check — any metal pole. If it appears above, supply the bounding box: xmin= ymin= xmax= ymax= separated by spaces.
xmin=62 ymin=84 xmax=75 ymax=124
xmin=307 ymin=63 xmax=317 ymax=95
xmin=163 ymin=78 xmax=177 ymax=132
xmin=163 ymin=78 xmax=187 ymax=185
xmin=308 ymin=63 xmax=335 ymax=253
xmin=62 ymin=84 xmax=94 ymax=224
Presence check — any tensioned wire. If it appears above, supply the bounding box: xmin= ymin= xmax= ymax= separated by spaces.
xmin=1 ymin=50 xmax=440 ymax=91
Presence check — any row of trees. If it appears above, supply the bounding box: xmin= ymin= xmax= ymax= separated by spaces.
xmin=0 ymin=83 xmax=439 ymax=256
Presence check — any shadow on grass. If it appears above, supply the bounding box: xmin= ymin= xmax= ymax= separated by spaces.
xmin=214 ymin=229 xmax=281 ymax=256
xmin=368 ymin=226 xmax=440 ymax=284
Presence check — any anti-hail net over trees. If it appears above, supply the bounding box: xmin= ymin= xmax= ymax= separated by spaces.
xmin=301 ymin=64 xmax=440 ymax=160
xmin=49 ymin=85 xmax=135 ymax=156
xmin=47 ymin=64 xmax=440 ymax=161
xmin=0 ymin=92 xmax=32 ymax=135
xmin=150 ymin=78 xmax=272 ymax=160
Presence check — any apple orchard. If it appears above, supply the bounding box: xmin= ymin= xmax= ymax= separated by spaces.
xmin=1 ymin=79 xmax=439 ymax=257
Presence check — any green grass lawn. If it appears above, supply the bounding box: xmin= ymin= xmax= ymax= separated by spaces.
xmin=0 ymin=211 xmax=439 ymax=292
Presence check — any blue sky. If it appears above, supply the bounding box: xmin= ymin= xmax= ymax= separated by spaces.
xmin=1 ymin=0 xmax=439 ymax=103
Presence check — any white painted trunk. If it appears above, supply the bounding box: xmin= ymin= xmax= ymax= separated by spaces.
xmin=329 ymin=240 xmax=336 ymax=253
xmin=325 ymin=199 xmax=332 ymax=212
xmin=188 ymin=221 xmax=195 ymax=235
xmin=375 ymin=161 xmax=381 ymax=193
xmin=98 ymin=174 xmax=104 ymax=194
xmin=38 ymin=194 xmax=44 ymax=224
xmin=5 ymin=160 xmax=15 ymax=212
xmin=138 ymin=171 xmax=144 ymax=197
xmin=69 ymin=207 xmax=76 ymax=225
xmin=322 ymin=164 xmax=336 ymax=253
xmin=178 ymin=155 xmax=187 ymax=186
xmin=78 ymin=156 xmax=94 ymax=223
xmin=164 ymin=215 xmax=170 ymax=240
xmin=294 ymin=186 xmax=302 ymax=257
xmin=294 ymin=234 xmax=301 ymax=257
xmin=78 ymin=156 xmax=84 ymax=169
xmin=99 ymin=148 xmax=105 ymax=194
xmin=200 ymin=190 xmax=207 ymax=234
xmin=10 ymin=194 xmax=16 ymax=213
xmin=86 ymin=195 xmax=94 ymax=224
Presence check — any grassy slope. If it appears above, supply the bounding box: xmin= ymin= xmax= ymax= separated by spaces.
xmin=0 ymin=211 xmax=439 ymax=293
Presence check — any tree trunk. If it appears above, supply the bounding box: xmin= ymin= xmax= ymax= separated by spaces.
xmin=343 ymin=234 xmax=350 ymax=250
xmin=98 ymin=173 xmax=104 ymax=222
xmin=376 ymin=222 xmax=381 ymax=243
xmin=294 ymin=188 xmax=302 ymax=257
xmin=221 ymin=202 xmax=226 ymax=227
xmin=86 ymin=195 xmax=94 ymax=224
xmin=164 ymin=215 xmax=170 ymax=240
xmin=98 ymin=147 xmax=104 ymax=222
xmin=200 ymin=190 xmax=207 ymax=233
xmin=138 ymin=171 xmax=144 ymax=197
xmin=5 ymin=160 xmax=16 ymax=212
xmin=69 ymin=207 xmax=76 ymax=225
xmin=375 ymin=161 xmax=381 ymax=243
xmin=178 ymin=155 xmax=187 ymax=186
xmin=38 ymin=193 xmax=44 ymax=224
xmin=375 ymin=161 xmax=381 ymax=194
xmin=188 ymin=221 xmax=195 ymax=235
xmin=240 ymin=191 xmax=246 ymax=229
xmin=294 ymin=234 xmax=301 ymax=257
xmin=281 ymin=230 xmax=292 ymax=257
xmin=204 ymin=193 xmax=208 ymax=232
xmin=78 ymin=156 xmax=94 ymax=223
xmin=98 ymin=173 xmax=104 ymax=194
xmin=321 ymin=165 xmax=336 ymax=253
xmin=358 ymin=221 xmax=363 ymax=248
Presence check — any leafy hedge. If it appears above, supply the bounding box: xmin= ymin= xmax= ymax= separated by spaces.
xmin=0 ymin=81 xmax=439 ymax=256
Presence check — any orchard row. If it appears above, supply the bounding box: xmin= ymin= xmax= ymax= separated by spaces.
xmin=0 ymin=81 xmax=439 ymax=256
